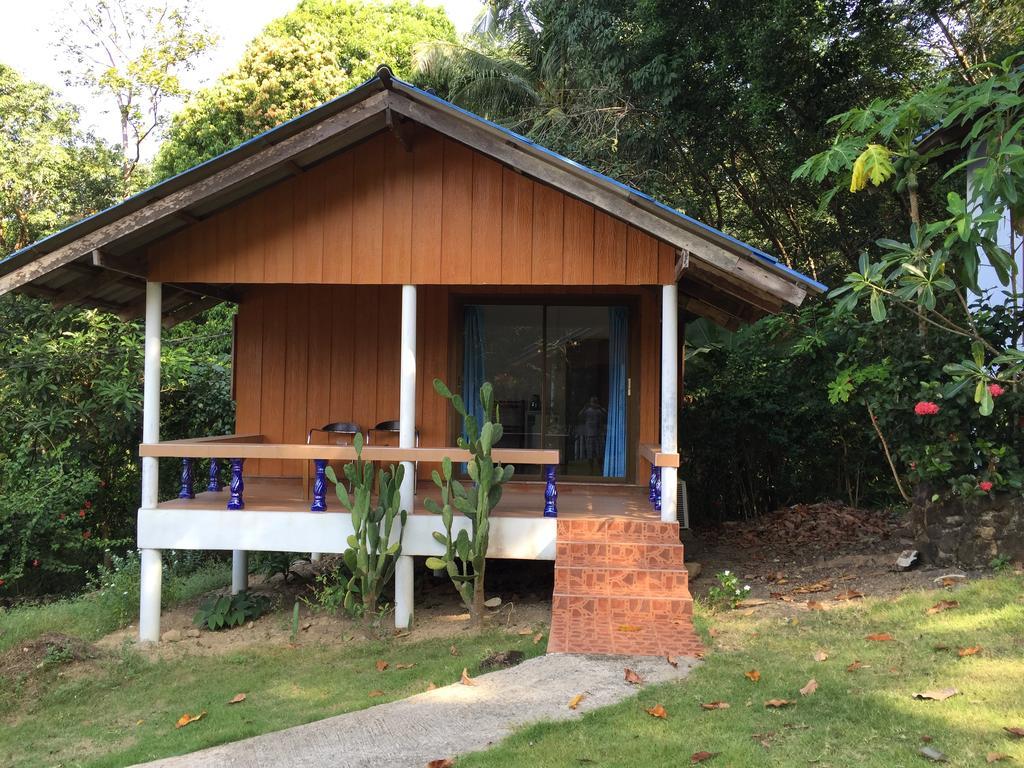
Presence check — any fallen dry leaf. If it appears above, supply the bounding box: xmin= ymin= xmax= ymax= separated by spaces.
xmin=834 ymin=589 xmax=864 ymax=601
xmin=957 ymin=646 xmax=981 ymax=657
xmin=813 ymin=650 xmax=828 ymax=662
xmin=174 ymin=711 xmax=207 ymax=729
xmin=792 ymin=580 xmax=831 ymax=594
xmin=799 ymin=679 xmax=819 ymax=696
xmin=618 ymin=624 xmax=642 ymax=632
xmin=736 ymin=598 xmax=769 ymax=608
xmin=865 ymin=632 xmax=894 ymax=642
xmin=227 ymin=693 xmax=246 ymax=705
xmin=460 ymin=668 xmax=476 ymax=686
xmin=1004 ymin=726 xmax=1024 ymax=738
xmin=846 ymin=660 xmax=864 ymax=672
xmin=427 ymin=759 xmax=455 ymax=768
xmin=532 ymin=632 xmax=543 ymax=645
xmin=646 ymin=704 xmax=668 ymax=719
xmin=708 ymin=627 xmax=720 ymax=637
xmin=920 ymin=745 xmax=949 ymax=762
xmin=368 ymin=690 xmax=385 ymax=697
xmin=426 ymin=682 xmax=438 ymax=691
xmin=701 ymin=701 xmax=730 ymax=710
xmin=301 ymin=621 xmax=312 ymax=631
xmin=666 ymin=655 xmax=678 ymax=668
xmin=568 ymin=693 xmax=585 ymax=710
xmin=806 ymin=600 xmax=827 ymax=611
xmin=921 ymin=735 xmax=934 ymax=743
xmin=987 ymin=753 xmax=1012 ymax=763
xmin=744 ymin=669 xmax=761 ymax=683
xmin=913 ymin=687 xmax=959 ymax=701
xmin=376 ymin=659 xmax=389 ymax=672
xmin=624 ymin=668 xmax=643 ymax=685
xmin=517 ymin=628 xmax=532 ymax=636
xmin=690 ymin=751 xmax=719 ymax=764
xmin=394 ymin=662 xmax=415 ymax=670
xmin=927 ymin=599 xmax=960 ymax=615
xmin=764 ymin=699 xmax=793 ymax=708
xmin=449 ymin=645 xmax=458 ymax=656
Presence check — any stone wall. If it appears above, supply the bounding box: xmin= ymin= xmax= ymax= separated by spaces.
xmin=910 ymin=489 xmax=1024 ymax=567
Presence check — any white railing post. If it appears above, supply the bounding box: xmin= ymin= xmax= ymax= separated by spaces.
xmin=660 ymin=284 xmax=678 ymax=523
xmin=140 ymin=281 xmax=163 ymax=642
xmin=395 ymin=284 xmax=417 ymax=628
xmin=232 ymin=550 xmax=248 ymax=594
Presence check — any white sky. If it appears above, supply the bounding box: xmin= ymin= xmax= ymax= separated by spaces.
xmin=2 ymin=0 xmax=482 ymax=153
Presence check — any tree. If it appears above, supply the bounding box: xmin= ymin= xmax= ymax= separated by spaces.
xmin=0 ymin=63 xmax=122 ymax=255
xmin=153 ymin=0 xmax=456 ymax=179
xmin=796 ymin=53 xmax=1023 ymax=499
xmin=58 ymin=0 xmax=217 ymax=189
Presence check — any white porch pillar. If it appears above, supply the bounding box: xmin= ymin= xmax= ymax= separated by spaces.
xmin=231 ymin=550 xmax=248 ymax=594
xmin=395 ymin=284 xmax=417 ymax=629
xmin=660 ymin=284 xmax=679 ymax=523
xmin=139 ymin=281 xmax=163 ymax=642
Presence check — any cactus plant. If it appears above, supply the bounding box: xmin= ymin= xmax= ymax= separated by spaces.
xmin=424 ymin=378 xmax=514 ymax=627
xmin=324 ymin=433 xmax=407 ymax=638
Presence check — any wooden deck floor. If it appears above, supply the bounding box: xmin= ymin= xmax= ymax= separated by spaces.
xmin=156 ymin=478 xmax=658 ymax=520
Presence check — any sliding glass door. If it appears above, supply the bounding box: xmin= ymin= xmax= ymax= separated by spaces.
xmin=461 ymin=302 xmax=629 ymax=480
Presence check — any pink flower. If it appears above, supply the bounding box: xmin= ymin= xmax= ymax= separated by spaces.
xmin=914 ymin=401 xmax=940 ymax=416
xmin=988 ymin=383 xmax=1005 ymax=398
xmin=979 ymin=481 xmax=993 ymax=492
xmin=83 ymin=530 xmax=91 ymax=540
xmin=78 ymin=509 xmax=86 ymax=518
xmin=84 ymin=500 xmax=92 ymax=509
xmin=32 ymin=559 xmax=39 ymax=568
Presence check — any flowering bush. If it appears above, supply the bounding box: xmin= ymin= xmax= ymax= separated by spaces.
xmin=707 ymin=569 xmax=752 ymax=611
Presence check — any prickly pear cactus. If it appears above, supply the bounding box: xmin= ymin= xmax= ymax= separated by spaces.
xmin=324 ymin=432 xmax=407 ymax=637
xmin=424 ymin=379 xmax=514 ymax=626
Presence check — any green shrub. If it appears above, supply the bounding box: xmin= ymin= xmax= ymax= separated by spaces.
xmin=193 ymin=591 xmax=271 ymax=631
xmin=706 ymin=569 xmax=751 ymax=610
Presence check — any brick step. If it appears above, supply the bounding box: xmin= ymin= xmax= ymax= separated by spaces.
xmin=552 ymin=594 xmax=694 ymax=620
xmin=556 ymin=518 xmax=680 ymax=545
xmin=555 ymin=540 xmax=686 ymax=570
xmin=554 ymin=564 xmax=689 ymax=597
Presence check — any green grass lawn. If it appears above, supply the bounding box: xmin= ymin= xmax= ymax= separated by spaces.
xmin=461 ymin=574 xmax=1024 ymax=768
xmin=1 ymin=625 xmax=545 ymax=768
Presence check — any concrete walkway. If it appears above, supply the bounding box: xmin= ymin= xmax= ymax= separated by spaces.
xmin=135 ymin=653 xmax=697 ymax=768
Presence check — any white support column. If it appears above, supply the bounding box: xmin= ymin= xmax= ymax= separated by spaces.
xmin=660 ymin=284 xmax=679 ymax=523
xmin=231 ymin=550 xmax=248 ymax=594
xmin=395 ymin=284 xmax=417 ymax=629
xmin=139 ymin=282 xmax=163 ymax=642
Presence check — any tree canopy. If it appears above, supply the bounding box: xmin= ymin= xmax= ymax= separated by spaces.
xmin=153 ymin=0 xmax=456 ymax=178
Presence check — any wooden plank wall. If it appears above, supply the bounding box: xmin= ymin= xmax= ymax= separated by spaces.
xmin=149 ymin=129 xmax=677 ymax=286
xmin=234 ymin=283 xmax=660 ymax=481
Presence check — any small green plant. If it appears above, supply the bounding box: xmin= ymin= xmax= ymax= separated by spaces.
xmin=707 ymin=569 xmax=751 ymax=611
xmin=41 ymin=642 xmax=75 ymax=668
xmin=290 ymin=602 xmax=300 ymax=643
xmin=307 ymin=567 xmax=352 ymax=615
xmin=325 ymin=433 xmax=407 ymax=639
xmin=990 ymin=554 xmax=1011 ymax=573
xmin=424 ymin=379 xmax=514 ymax=628
xmin=193 ymin=591 xmax=271 ymax=631
xmin=251 ymin=552 xmax=306 ymax=583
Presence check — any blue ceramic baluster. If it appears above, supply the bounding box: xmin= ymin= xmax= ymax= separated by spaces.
xmin=654 ymin=467 xmax=662 ymax=513
xmin=543 ymin=464 xmax=558 ymax=518
xmin=207 ymin=458 xmax=223 ymax=492
xmin=311 ymin=459 xmax=328 ymax=512
xmin=228 ymin=458 xmax=245 ymax=510
xmin=178 ymin=458 xmax=195 ymax=499
xmin=648 ymin=463 xmax=658 ymax=506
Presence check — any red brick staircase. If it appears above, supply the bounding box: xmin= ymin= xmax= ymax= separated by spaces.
xmin=547 ymin=518 xmax=704 ymax=657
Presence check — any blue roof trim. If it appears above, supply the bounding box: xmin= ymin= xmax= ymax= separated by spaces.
xmin=3 ymin=68 xmax=825 ymax=294
xmin=391 ymin=77 xmax=827 ymax=293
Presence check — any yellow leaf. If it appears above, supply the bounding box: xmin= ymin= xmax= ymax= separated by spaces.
xmin=744 ymin=669 xmax=761 ymax=683
xmin=376 ymin=659 xmax=389 ymax=672
xmin=174 ymin=711 xmax=206 ymax=729
xmin=228 ymin=693 xmax=246 ymax=704
xmin=850 ymin=144 xmax=894 ymax=192
xmin=957 ymin=645 xmax=981 ymax=657
xmin=646 ymin=704 xmax=668 ymax=719
xmin=568 ymin=693 xmax=585 ymax=710
xmin=368 ymin=689 xmax=385 ymax=697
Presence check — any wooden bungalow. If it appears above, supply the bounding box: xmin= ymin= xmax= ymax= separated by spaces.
xmin=0 ymin=66 xmax=824 ymax=656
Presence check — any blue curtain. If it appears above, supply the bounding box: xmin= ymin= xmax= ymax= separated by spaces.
xmin=603 ymin=306 xmax=628 ymax=477
xmin=462 ymin=306 xmax=486 ymax=442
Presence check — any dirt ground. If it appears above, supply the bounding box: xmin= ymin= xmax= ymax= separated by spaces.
xmin=96 ymin=559 xmax=556 ymax=660
xmin=86 ymin=502 xmax=1002 ymax=658
xmin=685 ymin=500 xmax=994 ymax=618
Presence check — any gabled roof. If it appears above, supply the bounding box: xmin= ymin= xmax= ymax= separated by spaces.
xmin=0 ymin=66 xmax=824 ymax=327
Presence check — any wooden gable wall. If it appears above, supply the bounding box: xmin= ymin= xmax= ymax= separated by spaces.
xmin=148 ymin=128 xmax=677 ymax=286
